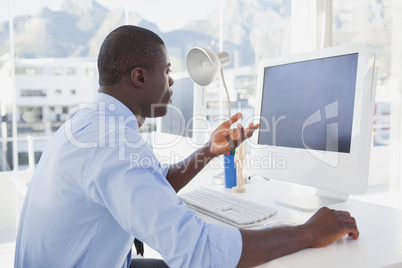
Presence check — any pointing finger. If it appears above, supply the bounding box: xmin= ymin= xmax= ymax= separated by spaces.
xmin=224 ymin=112 xmax=242 ymax=127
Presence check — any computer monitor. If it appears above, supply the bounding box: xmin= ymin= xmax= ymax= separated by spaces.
xmin=247 ymin=43 xmax=379 ymax=211
xmin=153 ymin=74 xmax=198 ymax=161
xmin=159 ymin=76 xmax=194 ymax=138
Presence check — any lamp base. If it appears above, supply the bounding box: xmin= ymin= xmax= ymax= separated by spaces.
xmin=213 ymin=172 xmax=225 ymax=185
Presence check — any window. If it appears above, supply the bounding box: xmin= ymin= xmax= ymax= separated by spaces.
xmin=1 ymin=0 xmax=400 ymax=199
xmin=67 ymin=67 xmax=76 ymax=75
xmin=53 ymin=67 xmax=63 ymax=75
xmin=20 ymin=89 xmax=47 ymax=97
xmin=15 ymin=67 xmax=40 ymax=75
xmin=20 ymin=107 xmax=43 ymax=123
xmin=85 ymin=68 xmax=95 ymax=76
xmin=333 ymin=0 xmax=401 ymax=191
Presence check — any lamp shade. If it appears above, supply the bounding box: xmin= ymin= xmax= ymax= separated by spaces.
xmin=186 ymin=47 xmax=230 ymax=86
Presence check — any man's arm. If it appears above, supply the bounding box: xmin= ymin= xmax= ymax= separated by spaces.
xmin=237 ymin=207 xmax=359 ymax=267
xmin=166 ymin=113 xmax=259 ymax=192
xmin=165 ymin=143 xmax=214 ymax=192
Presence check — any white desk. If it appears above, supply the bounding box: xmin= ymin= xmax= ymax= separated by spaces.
xmin=180 ymin=167 xmax=402 ymax=268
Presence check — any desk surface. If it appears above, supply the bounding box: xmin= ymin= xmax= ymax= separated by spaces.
xmin=181 ymin=168 xmax=402 ymax=268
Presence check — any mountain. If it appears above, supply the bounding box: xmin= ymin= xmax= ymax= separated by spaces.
xmin=182 ymin=0 xmax=291 ymax=66
xmin=1 ymin=1 xmax=106 ymax=58
xmin=0 ymin=0 xmax=290 ymax=70
xmin=0 ymin=0 xmax=160 ymax=58
xmin=0 ymin=0 xmax=391 ymax=75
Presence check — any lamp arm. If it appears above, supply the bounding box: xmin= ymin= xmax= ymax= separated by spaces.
xmin=220 ymin=68 xmax=231 ymax=118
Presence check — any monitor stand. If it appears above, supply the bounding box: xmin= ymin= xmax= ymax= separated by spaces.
xmin=276 ymin=189 xmax=349 ymax=211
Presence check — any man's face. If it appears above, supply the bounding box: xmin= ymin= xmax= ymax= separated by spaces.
xmin=143 ymin=45 xmax=174 ymax=118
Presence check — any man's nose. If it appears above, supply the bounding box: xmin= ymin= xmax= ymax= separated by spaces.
xmin=169 ymin=76 xmax=174 ymax=87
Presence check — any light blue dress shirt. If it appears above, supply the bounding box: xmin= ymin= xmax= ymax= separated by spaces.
xmin=14 ymin=93 xmax=242 ymax=268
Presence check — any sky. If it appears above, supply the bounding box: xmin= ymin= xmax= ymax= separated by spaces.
xmin=1 ymin=0 xmax=219 ymax=32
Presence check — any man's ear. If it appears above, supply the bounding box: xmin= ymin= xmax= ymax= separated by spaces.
xmin=130 ymin=67 xmax=145 ymax=87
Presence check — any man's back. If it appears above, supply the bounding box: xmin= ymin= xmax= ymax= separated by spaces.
xmin=14 ymin=98 xmax=136 ymax=267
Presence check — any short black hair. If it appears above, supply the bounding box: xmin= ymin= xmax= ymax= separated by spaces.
xmin=97 ymin=25 xmax=165 ymax=86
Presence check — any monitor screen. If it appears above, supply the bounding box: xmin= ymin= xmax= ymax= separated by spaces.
xmin=258 ymin=53 xmax=358 ymax=153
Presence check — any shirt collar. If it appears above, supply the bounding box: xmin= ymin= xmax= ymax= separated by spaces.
xmin=95 ymin=92 xmax=139 ymax=131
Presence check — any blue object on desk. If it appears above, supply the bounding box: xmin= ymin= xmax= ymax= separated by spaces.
xmin=224 ymin=154 xmax=236 ymax=188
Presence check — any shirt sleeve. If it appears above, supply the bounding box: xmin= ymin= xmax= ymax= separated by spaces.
xmin=160 ymin=162 xmax=171 ymax=178
xmin=83 ymin=132 xmax=243 ymax=268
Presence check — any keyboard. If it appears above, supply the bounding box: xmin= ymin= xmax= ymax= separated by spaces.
xmin=179 ymin=187 xmax=277 ymax=228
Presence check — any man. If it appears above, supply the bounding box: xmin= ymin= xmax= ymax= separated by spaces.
xmin=14 ymin=25 xmax=359 ymax=268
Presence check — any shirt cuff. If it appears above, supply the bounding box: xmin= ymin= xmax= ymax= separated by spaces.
xmin=208 ymin=224 xmax=243 ymax=267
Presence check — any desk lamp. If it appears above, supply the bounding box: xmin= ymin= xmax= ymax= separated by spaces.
xmin=186 ymin=47 xmax=232 ymax=117
xmin=186 ymin=47 xmax=233 ymax=185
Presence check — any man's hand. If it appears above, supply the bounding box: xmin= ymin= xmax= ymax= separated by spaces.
xmin=302 ymin=207 xmax=359 ymax=248
xmin=238 ymin=207 xmax=359 ymax=267
xmin=208 ymin=112 xmax=259 ymax=156
xmin=165 ymin=113 xmax=258 ymax=192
